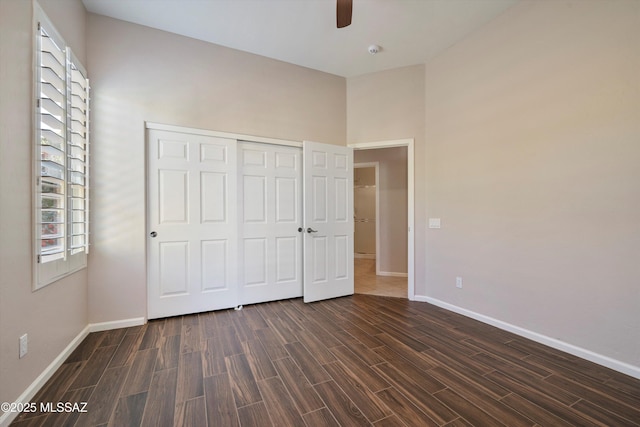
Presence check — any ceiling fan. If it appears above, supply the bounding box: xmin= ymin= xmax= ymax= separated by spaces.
xmin=337 ymin=0 xmax=352 ymax=28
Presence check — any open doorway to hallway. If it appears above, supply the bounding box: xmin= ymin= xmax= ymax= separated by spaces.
xmin=352 ymin=145 xmax=409 ymax=298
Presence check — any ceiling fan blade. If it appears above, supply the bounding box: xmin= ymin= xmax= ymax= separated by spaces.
xmin=337 ymin=0 xmax=352 ymax=28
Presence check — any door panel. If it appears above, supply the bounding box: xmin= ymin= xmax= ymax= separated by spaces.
xmin=303 ymin=141 xmax=354 ymax=303
xmin=312 ymin=176 xmax=328 ymax=221
xmin=243 ymin=175 xmax=267 ymax=222
xmin=335 ymin=235 xmax=349 ymax=279
xmin=276 ymin=177 xmax=297 ymax=221
xmin=276 ymin=237 xmax=297 ymax=282
xmin=239 ymin=142 xmax=303 ymax=305
xmin=159 ymin=241 xmax=188 ymax=295
xmin=244 ymin=238 xmax=267 ymax=285
xmin=159 ymin=170 xmax=188 ymax=223
xmin=201 ymin=239 xmax=227 ymax=290
xmin=334 ymin=177 xmax=349 ymax=221
xmin=312 ymin=236 xmax=328 ymax=282
xmin=148 ymin=130 xmax=237 ymax=319
xmin=201 ymin=172 xmax=226 ymax=223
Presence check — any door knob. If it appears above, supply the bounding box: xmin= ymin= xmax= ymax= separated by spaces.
xmin=298 ymin=227 xmax=303 ymax=232
xmin=306 ymin=228 xmax=318 ymax=233
xmin=150 ymin=231 xmax=157 ymax=238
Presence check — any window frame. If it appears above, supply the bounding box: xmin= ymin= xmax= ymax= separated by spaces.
xmin=33 ymin=5 xmax=90 ymax=290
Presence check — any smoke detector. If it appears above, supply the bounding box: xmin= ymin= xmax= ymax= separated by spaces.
xmin=368 ymin=44 xmax=381 ymax=55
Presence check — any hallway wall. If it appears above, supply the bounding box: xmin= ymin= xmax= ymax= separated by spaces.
xmin=354 ymin=148 xmax=408 ymax=274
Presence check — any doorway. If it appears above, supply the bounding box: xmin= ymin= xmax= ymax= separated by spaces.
xmin=350 ymin=139 xmax=414 ymax=300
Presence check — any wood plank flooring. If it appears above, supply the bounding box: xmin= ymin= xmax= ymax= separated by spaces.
xmin=11 ymin=295 xmax=640 ymax=426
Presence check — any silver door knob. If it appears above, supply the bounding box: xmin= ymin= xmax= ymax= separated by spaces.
xmin=306 ymin=228 xmax=318 ymax=233
xmin=150 ymin=231 xmax=157 ymax=238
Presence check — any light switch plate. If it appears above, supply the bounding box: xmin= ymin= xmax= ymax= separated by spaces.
xmin=19 ymin=334 xmax=28 ymax=358
xmin=428 ymin=218 xmax=441 ymax=229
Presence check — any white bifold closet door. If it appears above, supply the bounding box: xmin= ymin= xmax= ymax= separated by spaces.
xmin=147 ymin=130 xmax=238 ymax=319
xmin=239 ymin=142 xmax=303 ymax=305
xmin=147 ymin=128 xmax=353 ymax=319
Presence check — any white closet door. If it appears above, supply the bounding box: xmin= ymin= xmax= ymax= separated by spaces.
xmin=303 ymin=141 xmax=354 ymax=302
xmin=239 ymin=142 xmax=303 ymax=305
xmin=147 ymin=130 xmax=237 ymax=319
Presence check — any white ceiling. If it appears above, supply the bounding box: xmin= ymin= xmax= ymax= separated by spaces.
xmin=82 ymin=0 xmax=518 ymax=78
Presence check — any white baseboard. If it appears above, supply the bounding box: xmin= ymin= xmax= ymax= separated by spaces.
xmin=414 ymin=295 xmax=640 ymax=380
xmin=0 ymin=317 xmax=146 ymax=427
xmin=0 ymin=325 xmax=90 ymax=427
xmin=378 ymin=271 xmax=408 ymax=278
xmin=354 ymin=253 xmax=376 ymax=259
xmin=88 ymin=317 xmax=146 ymax=332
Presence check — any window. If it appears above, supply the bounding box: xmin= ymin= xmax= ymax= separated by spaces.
xmin=35 ymin=6 xmax=89 ymax=289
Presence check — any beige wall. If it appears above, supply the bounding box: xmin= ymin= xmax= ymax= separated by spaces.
xmin=347 ymin=65 xmax=426 ymax=283
xmin=423 ymin=0 xmax=640 ymax=367
xmin=86 ymin=14 xmax=346 ymax=323
xmin=354 ymin=167 xmax=377 ymax=255
xmin=355 ymin=148 xmax=408 ymax=274
xmin=0 ymin=0 xmax=88 ymax=412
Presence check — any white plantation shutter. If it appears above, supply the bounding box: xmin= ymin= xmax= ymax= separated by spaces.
xmin=38 ymin=21 xmax=67 ymax=264
xmin=35 ymin=7 xmax=90 ymax=288
xmin=68 ymin=54 xmax=89 ymax=258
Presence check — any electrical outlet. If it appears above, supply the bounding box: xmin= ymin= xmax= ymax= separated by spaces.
xmin=19 ymin=334 xmax=28 ymax=358
xmin=456 ymin=277 xmax=463 ymax=289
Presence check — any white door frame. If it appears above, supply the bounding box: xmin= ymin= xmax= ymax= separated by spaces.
xmin=354 ymin=162 xmax=380 ymax=273
xmin=349 ymin=139 xmax=415 ymax=301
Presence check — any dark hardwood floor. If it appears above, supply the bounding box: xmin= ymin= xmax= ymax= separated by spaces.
xmin=11 ymin=295 xmax=640 ymax=426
